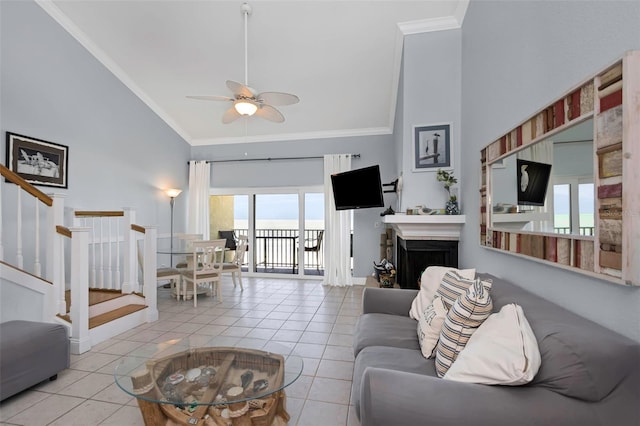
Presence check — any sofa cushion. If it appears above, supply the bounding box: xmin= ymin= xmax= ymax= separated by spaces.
xmin=352 ymin=346 xmax=437 ymax=417
xmin=481 ymin=274 xmax=640 ymax=402
xmin=409 ymin=267 xmax=475 ymax=319
xmin=444 ymin=303 xmax=541 ymax=385
xmin=435 ymin=278 xmax=493 ymax=377
xmin=354 ymin=313 xmax=420 ymax=356
xmin=417 ymin=296 xmax=448 ymax=358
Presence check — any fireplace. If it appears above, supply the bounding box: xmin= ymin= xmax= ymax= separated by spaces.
xmin=382 ymin=214 xmax=466 ymax=289
xmin=396 ymin=238 xmax=459 ymax=289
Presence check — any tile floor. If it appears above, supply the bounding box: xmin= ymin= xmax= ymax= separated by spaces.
xmin=0 ymin=277 xmax=364 ymax=426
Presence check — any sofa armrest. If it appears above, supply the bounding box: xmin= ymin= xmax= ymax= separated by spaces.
xmin=362 ymin=288 xmax=417 ymax=316
xmin=359 ymin=368 xmax=598 ymax=426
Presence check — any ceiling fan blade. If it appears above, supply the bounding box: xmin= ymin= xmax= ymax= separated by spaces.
xmin=257 ymin=92 xmax=299 ymax=106
xmin=226 ymin=80 xmax=255 ymax=98
xmin=187 ymin=95 xmax=234 ymax=102
xmin=255 ymin=104 xmax=285 ymax=123
xmin=222 ymin=106 xmax=242 ymax=124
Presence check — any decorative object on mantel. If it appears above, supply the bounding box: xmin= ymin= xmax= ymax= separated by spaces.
xmin=436 ymin=169 xmax=460 ymax=215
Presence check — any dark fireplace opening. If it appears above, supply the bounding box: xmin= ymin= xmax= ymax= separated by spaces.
xmin=397 ymin=237 xmax=458 ymax=289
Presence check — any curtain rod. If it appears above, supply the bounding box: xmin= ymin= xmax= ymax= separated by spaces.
xmin=190 ymin=154 xmax=361 ymax=164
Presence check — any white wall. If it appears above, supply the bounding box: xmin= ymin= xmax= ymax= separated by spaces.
xmin=460 ymin=0 xmax=640 ymax=341
xmin=1 ymin=0 xmax=191 ymax=269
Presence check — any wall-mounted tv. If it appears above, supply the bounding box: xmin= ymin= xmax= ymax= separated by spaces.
xmin=331 ymin=165 xmax=384 ymax=210
xmin=517 ymin=159 xmax=552 ymax=206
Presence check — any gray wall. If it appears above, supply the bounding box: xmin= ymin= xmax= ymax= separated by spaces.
xmin=191 ymin=135 xmax=397 ymax=277
xmin=1 ymin=0 xmax=190 ymax=264
xmin=460 ymin=0 xmax=640 ymax=341
xmin=399 ymin=30 xmax=462 ymax=212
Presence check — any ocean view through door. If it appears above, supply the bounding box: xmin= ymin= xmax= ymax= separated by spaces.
xmin=210 ymin=188 xmax=324 ymax=276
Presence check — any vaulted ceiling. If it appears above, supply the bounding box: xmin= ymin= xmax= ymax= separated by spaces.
xmin=40 ymin=1 xmax=468 ymax=145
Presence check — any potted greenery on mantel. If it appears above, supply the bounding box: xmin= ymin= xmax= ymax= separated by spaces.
xmin=436 ymin=169 xmax=460 ymax=215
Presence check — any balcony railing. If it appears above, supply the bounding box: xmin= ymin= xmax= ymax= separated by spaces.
xmin=233 ymin=228 xmax=324 ymax=274
xmin=554 ymin=227 xmax=594 ymax=236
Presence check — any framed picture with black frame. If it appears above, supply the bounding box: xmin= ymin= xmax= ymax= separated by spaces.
xmin=5 ymin=132 xmax=69 ymax=188
xmin=413 ymin=123 xmax=451 ymax=171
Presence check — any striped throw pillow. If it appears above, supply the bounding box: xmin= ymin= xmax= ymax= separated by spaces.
xmin=435 ymin=278 xmax=493 ymax=378
xmin=436 ymin=270 xmax=476 ymax=309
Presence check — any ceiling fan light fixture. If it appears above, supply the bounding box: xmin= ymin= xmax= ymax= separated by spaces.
xmin=234 ymin=100 xmax=258 ymax=116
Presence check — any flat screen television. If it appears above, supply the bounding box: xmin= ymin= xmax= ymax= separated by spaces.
xmin=331 ymin=165 xmax=384 ymax=210
xmin=516 ymin=159 xmax=552 ymax=206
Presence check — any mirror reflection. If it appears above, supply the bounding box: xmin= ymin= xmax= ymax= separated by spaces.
xmin=490 ymin=118 xmax=594 ymax=236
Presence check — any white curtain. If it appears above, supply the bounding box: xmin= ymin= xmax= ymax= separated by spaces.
xmin=187 ymin=160 xmax=211 ymax=239
xmin=323 ymin=154 xmax=353 ymax=287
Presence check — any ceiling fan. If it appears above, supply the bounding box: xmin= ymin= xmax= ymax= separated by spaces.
xmin=187 ymin=2 xmax=299 ymax=124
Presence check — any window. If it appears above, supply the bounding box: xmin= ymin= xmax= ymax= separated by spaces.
xmin=553 ymin=178 xmax=594 ymax=236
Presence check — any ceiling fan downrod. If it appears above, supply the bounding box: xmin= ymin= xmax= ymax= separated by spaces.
xmin=241 ymin=2 xmax=252 ymax=88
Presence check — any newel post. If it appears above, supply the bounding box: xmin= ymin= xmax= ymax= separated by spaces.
xmin=143 ymin=225 xmax=158 ymax=322
xmin=122 ymin=208 xmax=136 ymax=294
xmin=69 ymin=227 xmax=91 ymax=355
xmin=48 ymin=194 xmax=67 ymax=315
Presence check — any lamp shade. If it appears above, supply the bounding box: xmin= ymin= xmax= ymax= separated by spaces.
xmin=165 ymin=188 xmax=182 ymax=198
xmin=234 ymin=100 xmax=258 ymax=116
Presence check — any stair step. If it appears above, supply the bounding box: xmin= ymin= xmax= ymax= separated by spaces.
xmin=89 ymin=304 xmax=147 ymax=329
xmin=65 ymin=289 xmax=126 ymax=313
xmin=57 ymin=304 xmax=147 ymax=327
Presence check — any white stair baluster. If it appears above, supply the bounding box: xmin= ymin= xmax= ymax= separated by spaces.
xmin=115 ymin=215 xmax=121 ymax=291
xmin=16 ymin=189 xmax=23 ymax=269
xmin=34 ymin=201 xmax=41 ymax=276
xmin=90 ymin=218 xmax=96 ymax=287
xmin=107 ymin=217 xmax=113 ymax=289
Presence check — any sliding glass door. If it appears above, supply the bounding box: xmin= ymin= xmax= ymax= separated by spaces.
xmin=254 ymin=193 xmax=299 ymax=274
xmin=210 ymin=186 xmax=324 ymax=277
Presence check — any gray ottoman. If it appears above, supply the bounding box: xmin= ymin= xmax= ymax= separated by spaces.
xmin=0 ymin=320 xmax=70 ymax=401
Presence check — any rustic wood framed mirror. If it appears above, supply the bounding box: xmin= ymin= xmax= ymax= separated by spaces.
xmin=479 ymin=51 xmax=639 ymax=286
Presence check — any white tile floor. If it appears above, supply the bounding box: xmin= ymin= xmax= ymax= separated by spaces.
xmin=0 ymin=277 xmax=364 ymax=426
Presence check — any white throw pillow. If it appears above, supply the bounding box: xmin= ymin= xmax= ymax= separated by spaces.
xmin=443 ymin=304 xmax=541 ymax=385
xmin=409 ymin=266 xmax=476 ymax=320
xmin=417 ymin=296 xmax=448 ymax=358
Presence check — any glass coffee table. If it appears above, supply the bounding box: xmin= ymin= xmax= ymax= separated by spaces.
xmin=115 ymin=338 xmax=303 ymax=425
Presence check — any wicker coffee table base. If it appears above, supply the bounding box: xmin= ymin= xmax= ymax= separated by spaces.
xmin=135 ymin=389 xmax=290 ymax=426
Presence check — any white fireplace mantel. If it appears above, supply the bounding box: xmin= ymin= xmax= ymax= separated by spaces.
xmin=382 ymin=214 xmax=466 ymax=240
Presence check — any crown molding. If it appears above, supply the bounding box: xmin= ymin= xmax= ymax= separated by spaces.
xmin=35 ymin=0 xmax=192 ymax=143
xmin=397 ymin=0 xmax=468 ymax=36
xmin=189 ymin=126 xmax=393 ymax=146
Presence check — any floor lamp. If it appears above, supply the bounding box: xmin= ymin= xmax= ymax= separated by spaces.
xmin=165 ymin=188 xmax=182 ymax=268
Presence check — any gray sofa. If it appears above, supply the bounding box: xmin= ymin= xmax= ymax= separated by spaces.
xmin=0 ymin=320 xmax=70 ymax=401
xmin=352 ymin=273 xmax=640 ymax=426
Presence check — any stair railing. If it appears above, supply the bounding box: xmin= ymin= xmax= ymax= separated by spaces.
xmin=73 ymin=209 xmax=140 ymax=293
xmin=0 ymin=164 xmax=66 ymax=315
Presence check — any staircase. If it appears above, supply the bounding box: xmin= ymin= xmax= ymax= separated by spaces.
xmin=0 ymin=164 xmax=158 ymax=354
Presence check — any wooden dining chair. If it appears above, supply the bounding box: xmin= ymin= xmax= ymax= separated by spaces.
xmin=137 ymin=240 xmax=182 ymax=298
xmin=180 ymin=239 xmax=226 ymax=307
xmin=222 ymin=235 xmax=248 ymax=290
xmin=174 ymin=233 xmax=202 ymax=269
